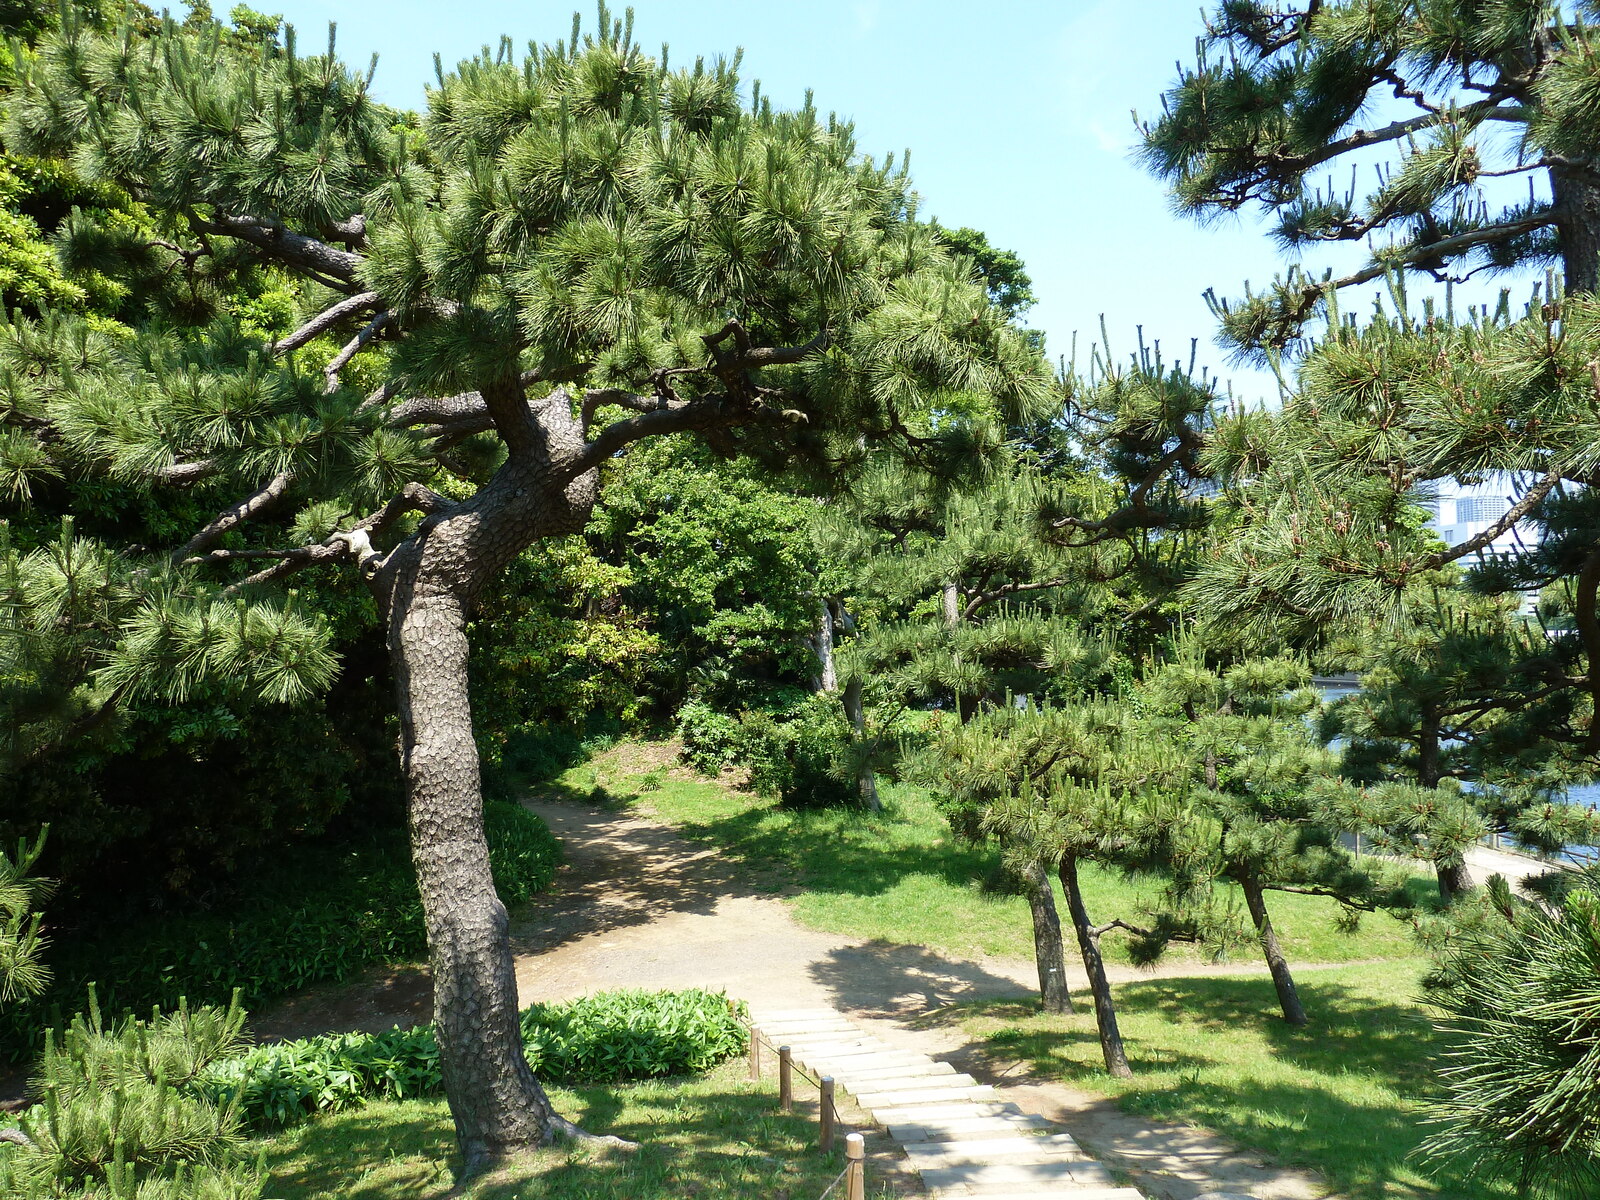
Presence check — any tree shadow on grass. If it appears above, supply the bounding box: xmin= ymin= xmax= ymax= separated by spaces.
xmin=908 ymin=976 xmax=1510 ymax=1200
xmin=261 ymin=1077 xmax=877 ymax=1200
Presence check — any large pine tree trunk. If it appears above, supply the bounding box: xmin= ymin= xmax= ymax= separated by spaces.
xmin=1553 ymin=165 xmax=1600 ymax=296
xmin=372 ymin=388 xmax=605 ymax=1175
xmin=1240 ymin=875 xmax=1306 ymax=1026
xmin=1059 ymin=854 xmax=1131 ymax=1078
xmin=1023 ymin=859 xmax=1072 ymax=1014
xmin=389 ymin=582 xmax=558 ymax=1174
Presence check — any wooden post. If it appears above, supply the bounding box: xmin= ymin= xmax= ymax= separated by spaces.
xmin=748 ymin=1026 xmax=762 ymax=1080
xmin=819 ymin=1076 xmax=836 ymax=1151
xmin=778 ymin=1045 xmax=793 ymax=1113
xmin=845 ymin=1131 xmax=865 ymax=1200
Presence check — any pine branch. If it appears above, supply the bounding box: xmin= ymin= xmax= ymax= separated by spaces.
xmin=1420 ymin=468 xmax=1562 ymax=571
xmin=218 ymin=483 xmax=452 ymax=594
xmin=189 ymin=213 xmax=364 ymax=289
xmin=156 ymin=460 xmax=218 ymax=485
xmin=171 ymin=472 xmax=293 ymax=564
xmin=270 ymin=292 xmax=382 ymax=356
xmin=962 ymin=577 xmax=1072 ymax=620
xmin=322 ymin=311 xmax=392 ymax=393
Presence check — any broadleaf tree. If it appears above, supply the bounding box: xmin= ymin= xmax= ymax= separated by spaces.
xmin=3 ymin=3 xmax=1051 ymax=1172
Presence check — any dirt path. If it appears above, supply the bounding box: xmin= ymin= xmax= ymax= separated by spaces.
xmin=259 ymin=794 xmax=1343 ymax=1199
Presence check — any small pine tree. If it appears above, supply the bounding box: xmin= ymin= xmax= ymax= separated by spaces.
xmin=1421 ymin=870 xmax=1600 ymax=1197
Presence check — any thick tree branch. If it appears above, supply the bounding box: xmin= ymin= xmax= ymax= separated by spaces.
xmin=217 ymin=483 xmax=451 ymax=595
xmin=189 ymin=213 xmax=363 ymax=287
xmin=1421 ymin=467 xmax=1561 ymax=570
xmin=270 ymin=292 xmax=381 ymax=355
xmin=171 ymin=471 xmax=293 ymax=563
xmin=156 ymin=460 xmax=218 ymax=485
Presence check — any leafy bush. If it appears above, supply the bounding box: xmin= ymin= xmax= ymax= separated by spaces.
xmin=676 ymin=699 xmax=746 ymax=775
xmin=203 ymin=989 xmax=747 ymax=1129
xmin=679 ymin=691 xmax=857 ymax=807
xmin=1 ymin=808 xmax=560 ymax=1064
xmin=520 ymin=988 xmax=748 ymax=1082
xmin=201 ymin=1025 xmax=442 ymax=1127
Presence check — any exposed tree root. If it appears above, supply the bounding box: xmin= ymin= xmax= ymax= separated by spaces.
xmin=549 ymin=1113 xmax=641 ymax=1151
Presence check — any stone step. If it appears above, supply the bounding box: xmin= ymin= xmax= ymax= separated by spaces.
xmin=829 ymin=1060 xmax=955 ymax=1084
xmin=796 ymin=1050 xmax=933 ymax=1074
xmin=757 ymin=1017 xmax=858 ymax=1032
xmin=888 ymin=1113 xmax=1051 ymax=1143
xmin=853 ymin=1083 xmax=998 ymax=1108
xmin=919 ymin=1158 xmax=1117 ymax=1194
xmin=846 ymin=1071 xmax=979 ymax=1094
xmin=768 ymin=1032 xmax=887 ymax=1050
xmin=870 ymin=1100 xmax=1022 ymax=1124
xmin=936 ymin=1192 xmax=1143 ymax=1200
xmin=902 ymin=1132 xmax=1085 ymax=1168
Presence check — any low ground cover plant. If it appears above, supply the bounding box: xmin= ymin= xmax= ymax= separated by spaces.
xmin=205 ymin=988 xmax=748 ymax=1129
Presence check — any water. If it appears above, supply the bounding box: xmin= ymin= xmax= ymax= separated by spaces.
xmin=1315 ymin=678 xmax=1599 ymax=860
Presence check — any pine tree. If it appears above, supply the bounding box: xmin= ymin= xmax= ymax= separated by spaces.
xmin=1136 ymin=652 xmax=1412 ymax=1024
xmin=1143 ymin=0 xmax=1600 ymax=358
xmin=0 ymin=828 xmax=49 ymax=1004
xmin=928 ymin=699 xmax=1191 ymax=1078
xmin=1421 ymin=869 xmax=1600 ymax=1196
xmin=1 ymin=4 xmax=1051 ymax=1169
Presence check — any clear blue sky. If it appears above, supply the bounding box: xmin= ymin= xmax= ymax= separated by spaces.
xmin=262 ymin=0 xmax=1307 ymax=399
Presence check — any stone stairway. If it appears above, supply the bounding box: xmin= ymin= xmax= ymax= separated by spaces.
xmin=749 ymin=1006 xmax=1145 ymax=1199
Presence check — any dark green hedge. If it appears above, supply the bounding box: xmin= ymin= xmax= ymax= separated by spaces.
xmin=1 ymin=801 xmax=561 ymax=1065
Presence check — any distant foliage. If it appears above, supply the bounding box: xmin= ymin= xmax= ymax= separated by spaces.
xmin=203 ymin=989 xmax=747 ymax=1129
xmin=678 ymin=691 xmax=857 ymax=807
xmin=0 ymin=805 xmax=559 ymax=1064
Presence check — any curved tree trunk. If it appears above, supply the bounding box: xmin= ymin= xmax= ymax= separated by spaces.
xmin=372 ymin=386 xmax=604 ymax=1175
xmin=1059 ymin=854 xmax=1131 ymax=1078
xmin=389 ymin=584 xmax=558 ymax=1174
xmin=1240 ymin=875 xmax=1306 ymax=1027
xmin=1023 ymin=859 xmax=1072 ymax=1014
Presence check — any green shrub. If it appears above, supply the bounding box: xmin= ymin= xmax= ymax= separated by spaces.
xmin=0 ymin=810 xmax=561 ymax=1065
xmin=202 ymin=989 xmax=747 ymax=1129
xmin=520 ymin=988 xmax=748 ymax=1082
xmin=676 ymin=699 xmax=745 ymax=775
xmin=679 ymin=691 xmax=856 ymax=807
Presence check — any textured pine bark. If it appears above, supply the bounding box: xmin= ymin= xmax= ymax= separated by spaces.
xmin=1241 ymin=875 xmax=1307 ymax=1027
xmin=1023 ymin=859 xmax=1072 ymax=1014
xmin=1059 ymin=854 xmax=1132 ymax=1078
xmin=371 ymin=394 xmax=605 ymax=1173
xmin=1553 ymin=167 xmax=1600 ymax=296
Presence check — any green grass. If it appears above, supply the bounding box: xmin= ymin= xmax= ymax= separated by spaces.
xmin=926 ymin=963 xmax=1513 ymax=1200
xmin=260 ymin=1060 xmax=898 ymax=1200
xmin=550 ymin=743 xmax=1427 ymax=969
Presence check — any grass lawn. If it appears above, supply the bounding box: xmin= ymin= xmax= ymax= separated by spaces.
xmin=549 ymin=742 xmax=1428 ymax=969
xmin=925 ymin=962 xmax=1514 ymax=1200
xmin=261 ymin=1059 xmax=903 ymax=1199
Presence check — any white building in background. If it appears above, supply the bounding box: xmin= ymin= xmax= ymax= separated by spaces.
xmin=1416 ymin=474 xmax=1536 ymax=556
